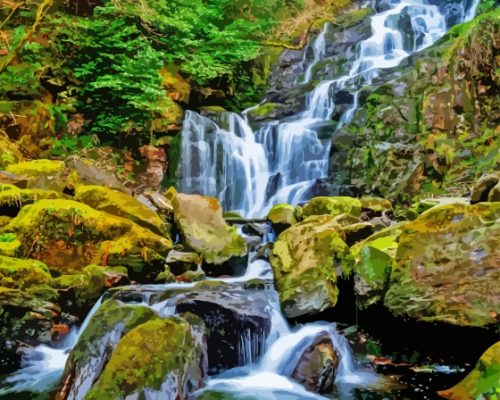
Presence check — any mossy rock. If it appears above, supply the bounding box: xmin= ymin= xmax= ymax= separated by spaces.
xmin=471 ymin=171 xmax=500 ymax=204
xmin=349 ymin=223 xmax=406 ymax=309
xmin=342 ymin=222 xmax=375 ymax=246
xmin=85 ymin=315 xmax=207 ymax=400
xmin=0 ymin=255 xmax=52 ymax=289
xmin=439 ymin=341 xmax=500 ymax=399
xmin=303 ymin=196 xmax=362 ymax=219
xmin=58 ymin=299 xmax=158 ymax=399
xmin=412 ymin=197 xmax=469 ymax=215
xmin=270 ymin=215 xmax=349 ymax=318
xmin=267 ymin=203 xmax=298 ymax=234
xmin=359 ymin=196 xmax=393 ymax=214
xmin=0 ymin=216 xmax=11 ymax=228
xmin=1 ymin=199 xmax=172 ymax=276
xmin=385 ymin=202 xmax=500 ymax=327
xmin=173 ymin=194 xmax=247 ymax=265
xmin=74 ymin=185 xmax=168 ymax=236
xmin=52 ymin=265 xmax=128 ymax=310
xmin=0 ymin=183 xmax=63 ymax=213
xmin=5 ymin=159 xmax=66 ymax=192
xmin=0 ymin=232 xmax=21 ymax=257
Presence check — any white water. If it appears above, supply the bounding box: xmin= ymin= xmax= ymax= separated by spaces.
xmin=0 ymin=296 xmax=103 ymax=395
xmin=180 ymin=0 xmax=479 ymax=218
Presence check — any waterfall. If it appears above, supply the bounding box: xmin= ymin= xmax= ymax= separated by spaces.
xmin=180 ymin=0 xmax=479 ymax=218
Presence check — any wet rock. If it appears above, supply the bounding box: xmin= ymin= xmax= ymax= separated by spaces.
xmin=74 ymin=185 xmax=168 ymax=235
xmin=438 ymin=341 xmax=500 ymax=400
xmin=291 ymin=332 xmax=339 ymax=394
xmin=303 ymin=196 xmax=362 ymax=218
xmin=173 ymin=193 xmax=247 ymax=265
xmin=1 ymin=199 xmax=172 ymax=277
xmin=175 ymin=282 xmax=273 ymax=373
xmin=471 ymin=171 xmax=500 ymax=203
xmin=270 ymin=215 xmax=349 ymax=318
xmin=386 ymin=202 xmax=500 ymax=327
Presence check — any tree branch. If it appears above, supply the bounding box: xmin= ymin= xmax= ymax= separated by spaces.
xmin=0 ymin=0 xmax=53 ymax=75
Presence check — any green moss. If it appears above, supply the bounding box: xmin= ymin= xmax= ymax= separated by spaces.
xmin=0 ymin=184 xmax=63 ymax=210
xmin=270 ymin=215 xmax=349 ymax=317
xmin=85 ymin=315 xmax=205 ymax=399
xmin=439 ymin=341 xmax=500 ymax=399
xmin=303 ymin=196 xmax=362 ymax=218
xmin=1 ymin=199 xmax=172 ymax=274
xmin=74 ymin=185 xmax=168 ymax=236
xmin=52 ymin=265 xmax=128 ymax=308
xmin=0 ymin=134 xmax=24 ymax=170
xmin=385 ymin=202 xmax=500 ymax=327
xmin=333 ymin=7 xmax=374 ymax=29
xmin=267 ymin=203 xmax=298 ymax=226
xmin=6 ymin=159 xmax=65 ymax=178
xmin=0 ymin=255 xmax=52 ymax=289
xmin=360 ymin=196 xmax=393 ymax=213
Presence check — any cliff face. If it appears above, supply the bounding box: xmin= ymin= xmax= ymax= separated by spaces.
xmin=330 ymin=8 xmax=499 ymax=202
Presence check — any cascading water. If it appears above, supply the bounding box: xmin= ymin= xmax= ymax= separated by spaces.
xmin=180 ymin=0 xmax=479 ymax=218
xmin=1 ymin=1 xmax=482 ymax=398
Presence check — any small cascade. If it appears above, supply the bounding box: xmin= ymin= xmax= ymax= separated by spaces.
xmin=302 ymin=23 xmax=330 ymax=84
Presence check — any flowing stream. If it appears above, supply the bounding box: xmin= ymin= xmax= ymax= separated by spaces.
xmin=0 ymin=0 xmax=480 ymax=398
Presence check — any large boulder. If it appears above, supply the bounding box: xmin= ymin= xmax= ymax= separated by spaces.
xmin=85 ymin=315 xmax=207 ymax=400
xmin=291 ymin=332 xmax=339 ymax=394
xmin=349 ymin=223 xmax=405 ymax=309
xmin=0 ymin=199 xmax=172 ymax=278
xmin=385 ymin=202 xmax=500 ymax=327
xmin=270 ymin=215 xmax=350 ymax=318
xmin=438 ymin=341 xmax=500 ymax=400
xmin=173 ymin=194 xmax=247 ymax=265
xmin=57 ymin=299 xmax=157 ymax=400
xmin=74 ymin=185 xmax=168 ymax=235
xmin=303 ymin=196 xmax=362 ymax=219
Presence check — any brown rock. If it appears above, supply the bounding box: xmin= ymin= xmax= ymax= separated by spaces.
xmin=291 ymin=332 xmax=339 ymax=394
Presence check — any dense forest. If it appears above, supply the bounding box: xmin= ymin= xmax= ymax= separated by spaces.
xmin=0 ymin=0 xmax=498 ymax=399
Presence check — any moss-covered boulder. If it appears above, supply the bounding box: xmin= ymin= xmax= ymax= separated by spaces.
xmin=85 ymin=315 xmax=207 ymax=400
xmin=75 ymin=185 xmax=168 ymax=235
xmin=439 ymin=341 xmax=500 ymax=399
xmin=5 ymin=159 xmax=66 ymax=192
xmin=303 ymin=196 xmax=362 ymax=219
xmin=52 ymin=265 xmax=128 ymax=312
xmin=349 ymin=223 xmax=406 ymax=309
xmin=270 ymin=215 xmax=350 ymax=318
xmin=173 ymin=194 xmax=247 ymax=265
xmin=0 ymin=256 xmax=59 ymax=371
xmin=0 ymin=183 xmax=63 ymax=217
xmin=385 ymin=202 xmax=500 ymax=327
xmin=57 ymin=299 xmax=157 ymax=400
xmin=267 ymin=203 xmax=299 ymax=234
xmin=1 ymin=199 xmax=172 ymax=277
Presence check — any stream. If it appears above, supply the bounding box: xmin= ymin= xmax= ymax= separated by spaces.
xmin=0 ymin=0 xmax=481 ymax=398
